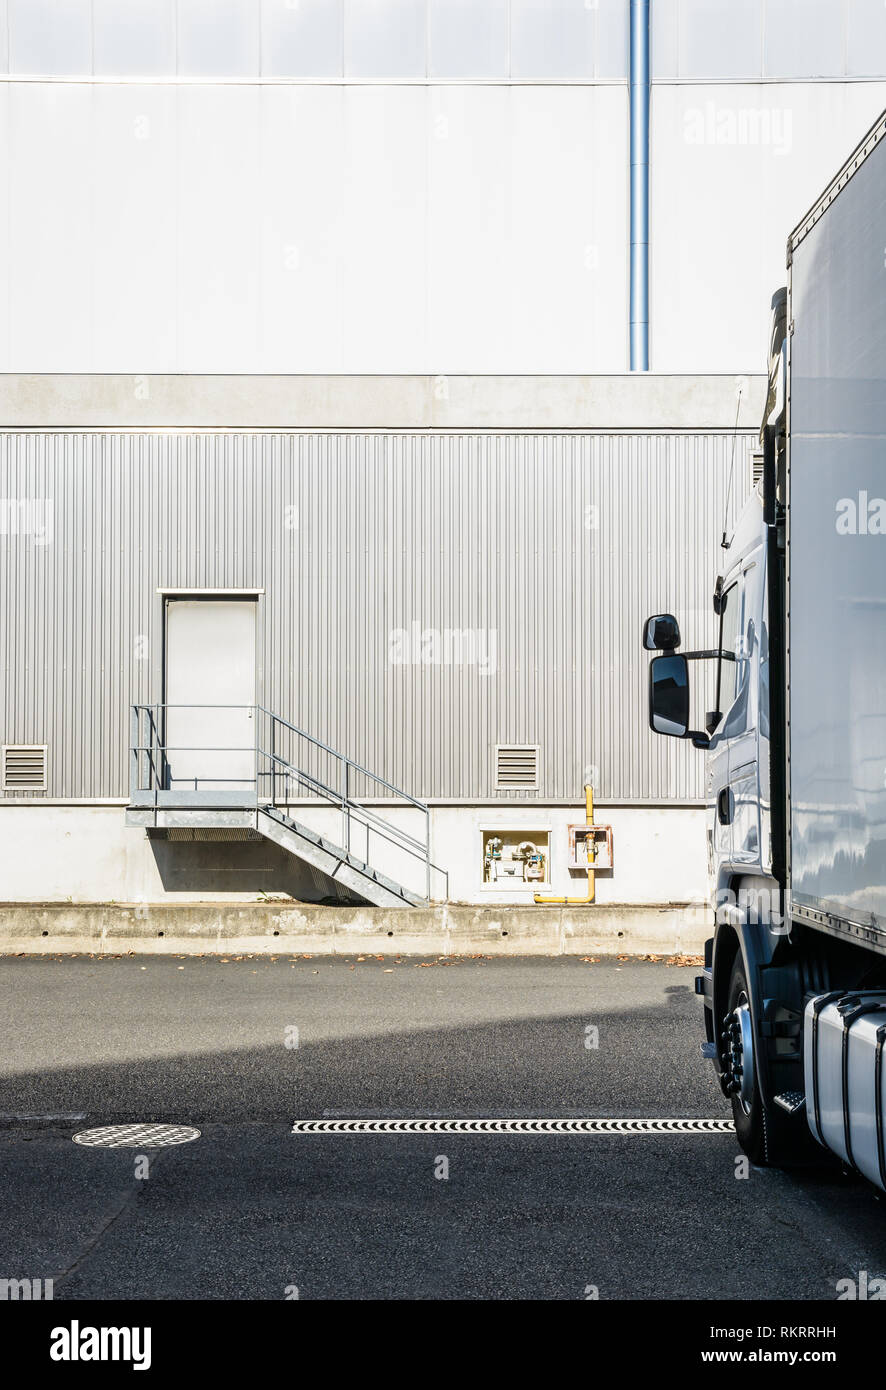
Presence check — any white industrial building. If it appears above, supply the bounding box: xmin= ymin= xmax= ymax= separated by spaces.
xmin=0 ymin=1 xmax=884 ymax=918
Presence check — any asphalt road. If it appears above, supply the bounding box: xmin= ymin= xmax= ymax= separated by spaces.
xmin=1 ymin=953 xmax=885 ymax=1300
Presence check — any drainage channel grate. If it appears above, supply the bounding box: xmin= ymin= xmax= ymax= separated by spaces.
xmin=291 ymin=1118 xmax=734 ymax=1136
xmin=72 ymin=1124 xmax=201 ymax=1148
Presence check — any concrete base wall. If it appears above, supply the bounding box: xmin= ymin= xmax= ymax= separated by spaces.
xmin=0 ymin=901 xmax=708 ymax=957
xmin=0 ymin=374 xmax=767 ymax=431
xmin=0 ymin=803 xmax=708 ymax=908
xmin=431 ymin=804 xmax=705 ymax=906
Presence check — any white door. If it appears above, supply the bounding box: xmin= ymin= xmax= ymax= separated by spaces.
xmin=164 ymin=599 xmax=256 ymax=797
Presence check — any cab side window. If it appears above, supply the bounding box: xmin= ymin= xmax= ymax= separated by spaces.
xmin=722 ymin=564 xmax=759 ymax=739
xmin=718 ymin=583 xmax=741 ymax=714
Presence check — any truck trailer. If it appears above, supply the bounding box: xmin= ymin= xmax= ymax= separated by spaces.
xmin=644 ymin=107 xmax=886 ymax=1181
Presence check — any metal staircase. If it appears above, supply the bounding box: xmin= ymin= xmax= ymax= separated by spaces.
xmin=126 ymin=704 xmax=447 ymax=907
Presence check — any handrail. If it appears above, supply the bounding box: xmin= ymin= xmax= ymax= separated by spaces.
xmin=258 ymin=759 xmax=336 ymax=803
xmin=254 ymin=704 xmax=429 ymax=810
xmin=262 ymin=748 xmax=428 ymax=856
xmin=129 ymin=702 xmax=449 ymax=901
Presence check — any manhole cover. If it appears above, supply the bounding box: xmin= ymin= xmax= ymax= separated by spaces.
xmin=291 ymin=1117 xmax=734 ymax=1136
xmin=72 ymin=1123 xmax=201 ymax=1148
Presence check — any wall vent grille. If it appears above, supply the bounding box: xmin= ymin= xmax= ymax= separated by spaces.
xmin=494 ymin=744 xmax=539 ymax=791
xmin=2 ymin=744 xmax=48 ymax=792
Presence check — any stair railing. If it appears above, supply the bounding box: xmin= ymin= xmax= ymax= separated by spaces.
xmin=130 ymin=703 xmax=449 ymax=901
xmin=256 ymin=706 xmax=449 ymax=903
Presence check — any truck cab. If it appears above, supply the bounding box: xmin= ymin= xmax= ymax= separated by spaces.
xmin=643 ymin=292 xmax=806 ymax=1166
xmin=643 ymin=273 xmax=886 ymax=1177
xmin=644 ymin=478 xmax=790 ymax=1162
xmin=643 ymin=110 xmax=886 ymax=1189
xmin=706 ymin=491 xmax=769 ymax=900
xmin=646 ymin=287 xmax=787 ymax=938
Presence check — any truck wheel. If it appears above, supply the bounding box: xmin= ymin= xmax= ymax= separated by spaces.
xmin=724 ymin=955 xmax=822 ymax=1168
xmin=723 ymin=956 xmax=769 ymax=1164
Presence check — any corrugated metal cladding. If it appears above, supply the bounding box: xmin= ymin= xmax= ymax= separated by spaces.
xmin=0 ymin=431 xmax=754 ymax=804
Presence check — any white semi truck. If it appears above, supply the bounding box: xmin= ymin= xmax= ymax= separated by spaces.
xmin=644 ymin=108 xmax=886 ymax=1182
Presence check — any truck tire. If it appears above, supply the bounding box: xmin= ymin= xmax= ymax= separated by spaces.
xmin=724 ymin=955 xmax=820 ymax=1167
xmin=724 ymin=956 xmax=768 ymax=1164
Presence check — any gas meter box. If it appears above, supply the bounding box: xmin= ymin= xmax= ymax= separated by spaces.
xmin=568 ymin=823 xmax=613 ymax=871
xmin=482 ymin=830 xmax=549 ymax=886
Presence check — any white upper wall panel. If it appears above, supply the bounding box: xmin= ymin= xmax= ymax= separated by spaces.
xmin=680 ymin=0 xmax=764 ymax=81
xmin=510 ymin=0 xmax=595 ymax=80
xmin=91 ymin=85 xmax=179 ymax=368
xmin=178 ymin=0 xmax=261 ymax=78
xmin=650 ymin=82 xmax=886 ymax=373
xmin=93 ymin=0 xmax=177 ymax=77
xmin=848 ymin=0 xmax=886 ymax=78
xmin=339 ymin=85 xmax=428 ymax=367
xmin=762 ymin=0 xmax=844 ymax=80
xmin=2 ymin=0 xmax=880 ymax=81
xmin=653 ymin=0 xmax=884 ymax=81
xmin=0 ymin=86 xmax=8 ymax=367
xmin=427 ymin=85 xmax=627 ymax=372
xmin=651 ymin=0 xmax=679 ymax=79
xmin=0 ymin=82 xmax=628 ymax=373
xmin=8 ymin=0 xmax=91 ymax=75
xmin=7 ymin=84 xmax=94 ymax=367
xmin=177 ymin=85 xmax=264 ymax=370
xmin=595 ymin=0 xmax=630 ymax=80
xmin=259 ymin=86 xmax=346 ymax=369
xmin=260 ymin=0 xmax=344 ymax=78
xmin=428 ymin=0 xmax=509 ymax=80
xmin=0 ymin=0 xmax=630 ymax=79
xmin=344 ymin=0 xmax=426 ymax=79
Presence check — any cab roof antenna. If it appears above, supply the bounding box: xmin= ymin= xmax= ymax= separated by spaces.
xmin=720 ymin=383 xmax=743 ymax=550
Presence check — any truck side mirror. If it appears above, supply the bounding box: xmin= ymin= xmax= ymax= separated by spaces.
xmin=643 ymin=614 xmax=681 ymax=651
xmin=649 ymin=654 xmax=690 ymax=737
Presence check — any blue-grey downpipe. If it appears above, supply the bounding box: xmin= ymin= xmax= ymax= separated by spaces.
xmin=630 ymin=0 xmax=650 ymax=371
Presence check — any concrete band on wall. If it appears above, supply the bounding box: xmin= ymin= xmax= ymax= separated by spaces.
xmin=0 ymin=373 xmax=765 ymax=431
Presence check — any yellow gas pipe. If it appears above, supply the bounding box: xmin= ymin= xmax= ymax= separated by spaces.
xmin=534 ymin=784 xmax=596 ymax=905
